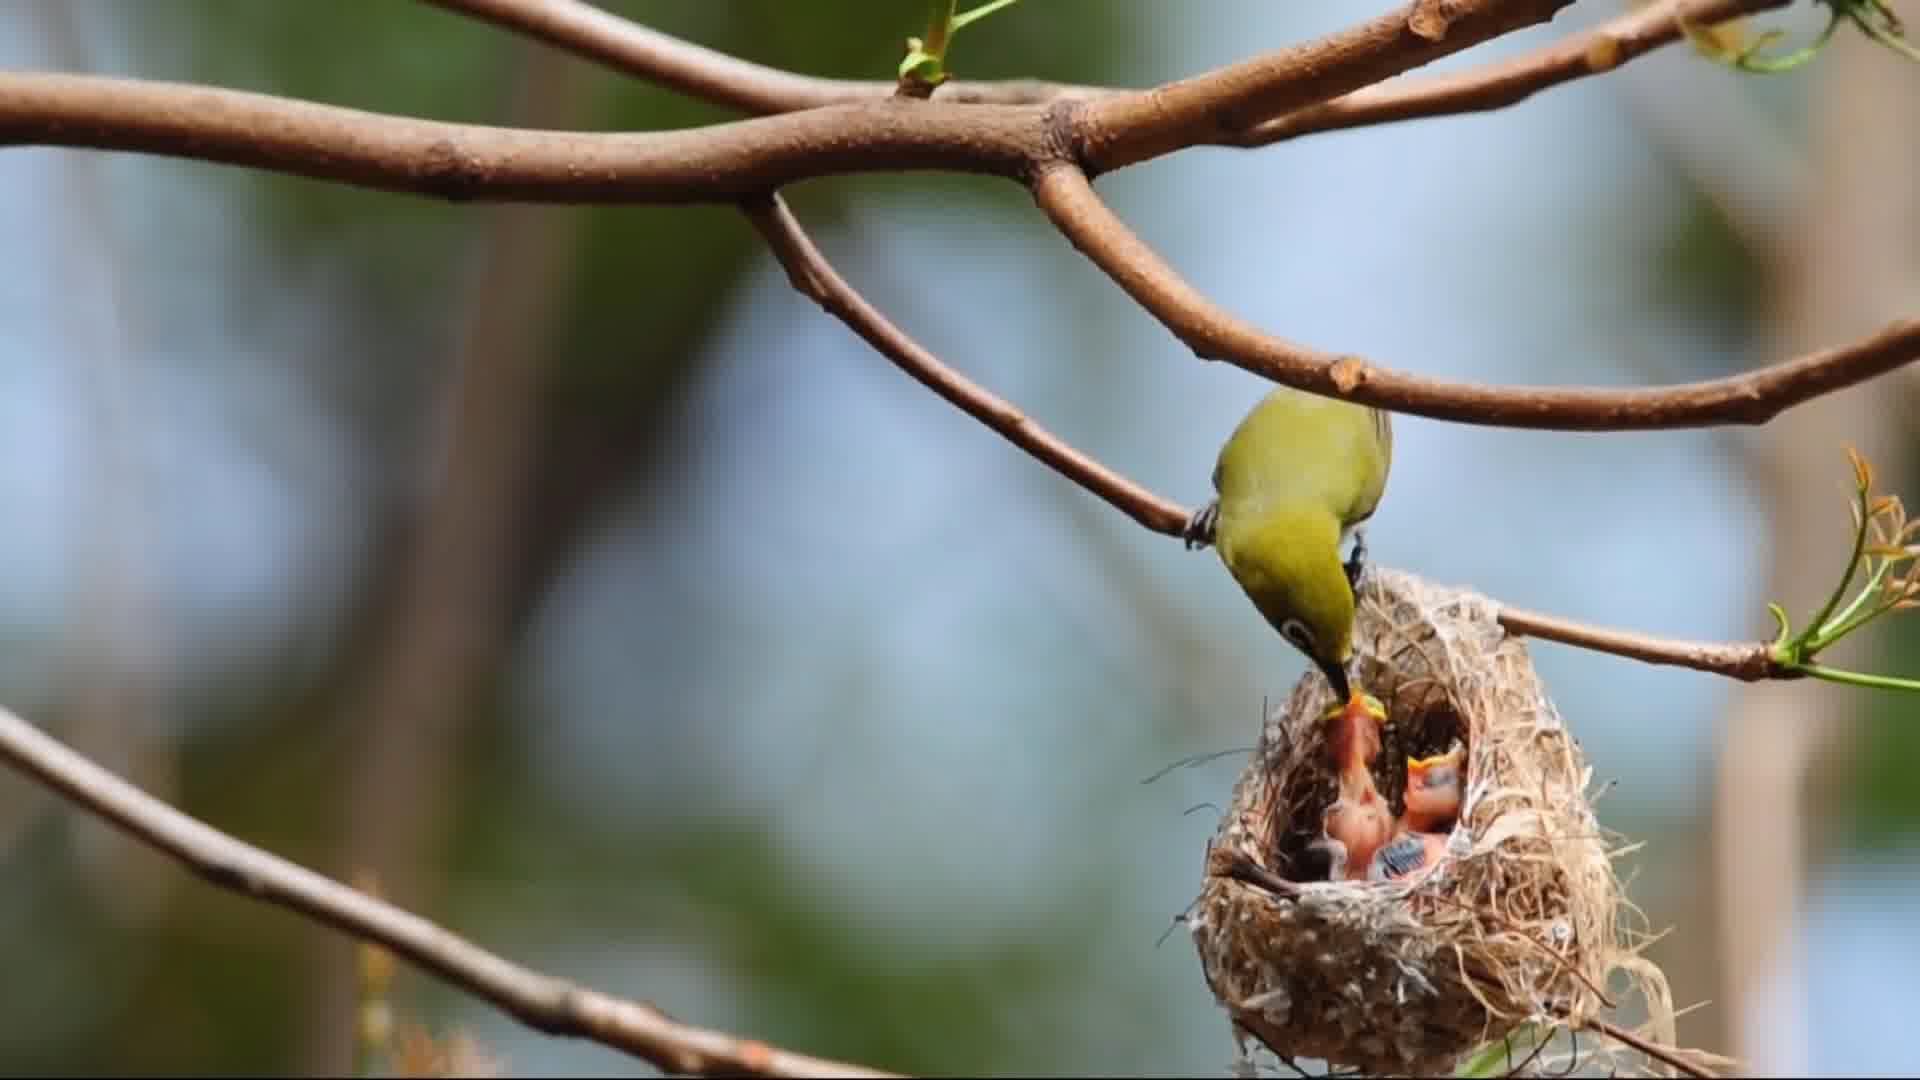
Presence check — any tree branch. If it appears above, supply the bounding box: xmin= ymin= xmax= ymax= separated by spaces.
xmin=0 ymin=706 xmax=895 ymax=1079
xmin=0 ymin=72 xmax=1044 ymax=204
xmin=1580 ymin=1016 xmax=1720 ymax=1080
xmin=741 ymin=191 xmax=1189 ymax=536
xmin=1234 ymin=0 xmax=1792 ymax=146
xmin=1495 ymin=605 xmax=1781 ymax=680
xmin=1028 ymin=162 xmax=1920 ymax=431
xmin=424 ymin=0 xmax=1102 ymax=113
xmin=1075 ymin=0 xmax=1583 ymax=171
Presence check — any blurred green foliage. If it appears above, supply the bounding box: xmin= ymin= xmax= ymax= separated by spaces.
xmin=1645 ymin=189 xmax=1766 ymax=362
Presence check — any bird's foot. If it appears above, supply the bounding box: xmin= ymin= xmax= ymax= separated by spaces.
xmin=1343 ymin=528 xmax=1369 ymax=590
xmin=1183 ymin=501 xmax=1220 ymax=551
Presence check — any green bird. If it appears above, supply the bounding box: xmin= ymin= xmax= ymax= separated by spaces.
xmin=1184 ymin=386 xmax=1394 ymax=701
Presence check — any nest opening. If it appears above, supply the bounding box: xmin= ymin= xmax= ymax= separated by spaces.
xmin=1268 ymin=693 xmax=1471 ymax=887
xmin=1190 ymin=569 xmax=1676 ymax=1077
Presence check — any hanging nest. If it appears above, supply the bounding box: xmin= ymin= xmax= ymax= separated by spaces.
xmin=1189 ymin=568 xmax=1678 ymax=1077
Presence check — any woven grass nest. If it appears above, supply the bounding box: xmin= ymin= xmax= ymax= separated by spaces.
xmin=1190 ymin=568 xmax=1676 ymax=1077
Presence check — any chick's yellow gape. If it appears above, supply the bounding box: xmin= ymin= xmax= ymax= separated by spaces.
xmin=1185 ymin=386 xmax=1393 ymax=701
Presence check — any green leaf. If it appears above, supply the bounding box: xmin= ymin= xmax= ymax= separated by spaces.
xmin=1767 ymin=602 xmax=1794 ymax=653
xmin=897 ymin=34 xmax=947 ymax=85
xmin=1792 ymin=662 xmax=1920 ymax=694
xmin=1682 ymin=4 xmax=1842 ymax=72
xmin=951 ymin=0 xmax=1023 ymax=33
xmin=900 ymin=0 xmax=1020 ymax=88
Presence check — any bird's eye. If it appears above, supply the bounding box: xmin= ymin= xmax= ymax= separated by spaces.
xmin=1280 ymin=618 xmax=1316 ymax=651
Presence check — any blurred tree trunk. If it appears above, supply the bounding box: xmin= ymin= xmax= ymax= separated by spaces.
xmin=1711 ymin=11 xmax=1920 ymax=1073
xmin=295 ymin=44 xmax=589 ymax=1075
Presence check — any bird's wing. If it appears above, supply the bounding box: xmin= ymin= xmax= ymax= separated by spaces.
xmin=1368 ymin=834 xmax=1428 ymax=881
xmin=1341 ymin=405 xmax=1393 ymax=529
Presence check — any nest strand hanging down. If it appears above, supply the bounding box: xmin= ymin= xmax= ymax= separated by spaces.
xmin=1189 ymin=568 xmax=1675 ymax=1076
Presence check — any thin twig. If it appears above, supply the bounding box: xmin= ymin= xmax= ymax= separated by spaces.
xmin=1029 ymin=162 xmax=1920 ymax=431
xmin=1076 ymin=0 xmax=1585 ymax=171
xmin=1495 ymin=607 xmax=1783 ymax=680
xmin=1506 ymin=1026 xmax=1557 ymax=1078
xmin=425 ymin=0 xmax=1101 ymax=112
xmin=425 ymin=0 xmax=883 ymax=112
xmin=1237 ymin=0 xmax=1791 ymax=146
xmin=1579 ymin=1016 xmax=1720 ymax=1079
xmin=741 ymin=191 xmax=1189 ymax=535
xmin=0 ymin=706 xmax=896 ymax=1079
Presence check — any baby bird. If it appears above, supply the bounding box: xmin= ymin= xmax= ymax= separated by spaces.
xmin=1310 ymin=692 xmax=1395 ymax=882
xmin=1402 ymin=745 xmax=1465 ymax=833
xmin=1365 ymin=744 xmax=1467 ymax=882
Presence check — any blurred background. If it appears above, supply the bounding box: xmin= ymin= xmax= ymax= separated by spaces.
xmin=1 ymin=0 xmax=1916 ymax=1075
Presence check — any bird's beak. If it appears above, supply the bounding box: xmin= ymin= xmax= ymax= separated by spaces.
xmin=1320 ymin=659 xmax=1351 ymax=702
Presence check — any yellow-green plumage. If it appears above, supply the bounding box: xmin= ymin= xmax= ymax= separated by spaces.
xmin=1195 ymin=386 xmax=1393 ymax=698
